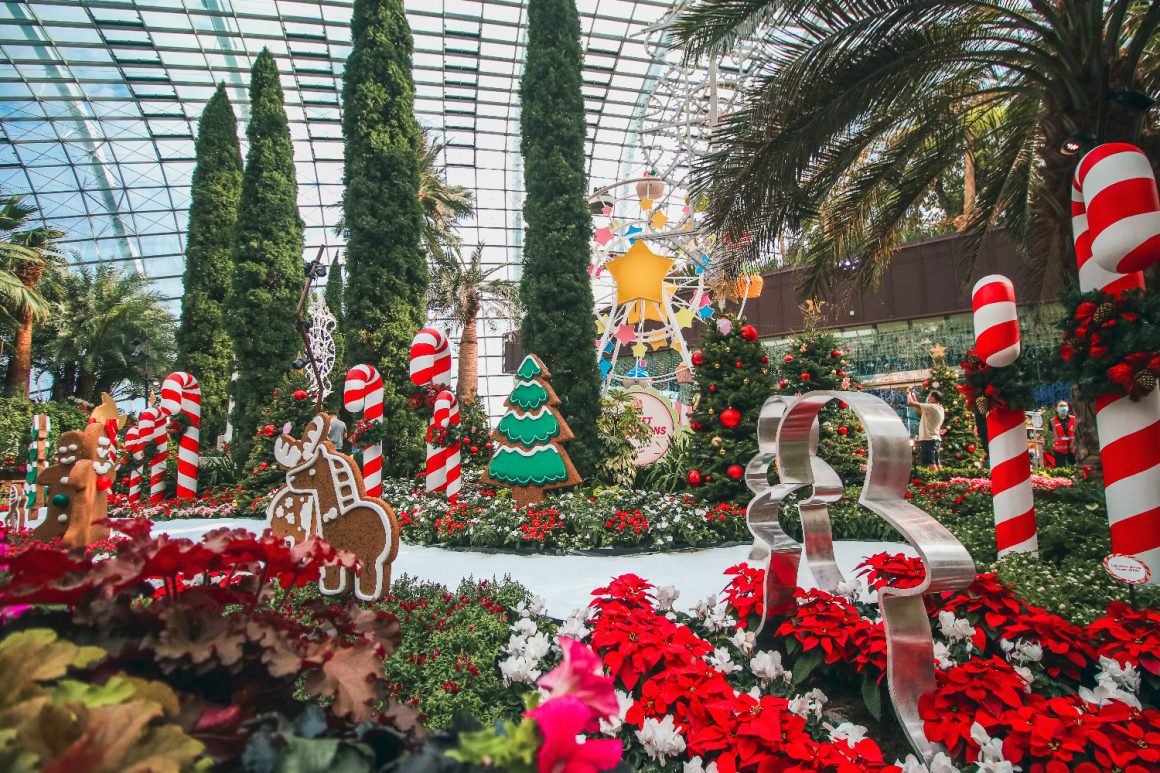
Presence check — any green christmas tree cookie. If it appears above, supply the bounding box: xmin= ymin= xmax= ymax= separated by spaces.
xmin=482 ymin=355 xmax=582 ymax=506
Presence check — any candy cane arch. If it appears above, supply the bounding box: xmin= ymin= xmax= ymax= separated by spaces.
xmin=409 ymin=328 xmax=461 ymax=503
xmin=160 ymin=372 xmax=200 ymax=499
xmin=1077 ymin=143 xmax=1160 ymax=276
xmin=427 ymin=390 xmax=462 ymax=505
xmin=138 ymin=407 xmax=168 ymax=505
xmin=123 ymin=425 xmax=144 ymax=508
xmin=971 ymin=275 xmax=1037 ymax=556
xmin=344 ymin=364 xmax=384 ymax=497
xmin=1074 ymin=144 xmax=1160 ymax=583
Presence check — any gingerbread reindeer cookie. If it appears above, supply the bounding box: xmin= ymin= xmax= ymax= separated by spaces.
xmin=267 ymin=413 xmax=399 ymax=600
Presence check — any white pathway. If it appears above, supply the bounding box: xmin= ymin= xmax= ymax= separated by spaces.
xmin=154 ymin=518 xmax=917 ymax=617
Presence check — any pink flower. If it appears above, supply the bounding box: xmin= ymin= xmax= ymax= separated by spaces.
xmin=526 ymin=695 xmax=623 ymax=773
xmin=538 ymin=637 xmax=619 ymax=721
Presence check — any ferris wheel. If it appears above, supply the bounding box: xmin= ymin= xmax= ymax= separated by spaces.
xmin=589 ymin=6 xmax=767 ymax=394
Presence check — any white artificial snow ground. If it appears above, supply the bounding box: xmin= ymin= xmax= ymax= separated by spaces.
xmin=154 ymin=518 xmax=918 ymax=617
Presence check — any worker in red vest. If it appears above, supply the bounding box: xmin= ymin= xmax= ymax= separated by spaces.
xmin=1047 ymin=400 xmax=1075 ymax=468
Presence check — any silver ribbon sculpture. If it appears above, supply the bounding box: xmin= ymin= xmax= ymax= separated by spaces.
xmin=745 ymin=391 xmax=975 ymax=764
xmin=305 ymin=292 xmax=337 ymax=400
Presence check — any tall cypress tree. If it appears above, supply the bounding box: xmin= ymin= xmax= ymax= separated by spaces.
xmin=519 ymin=0 xmax=601 ymax=478
xmin=176 ymin=84 xmax=242 ymax=445
xmin=324 ymin=255 xmax=346 ymax=412
xmin=226 ymin=49 xmax=304 ymax=462
xmin=341 ymin=0 xmax=425 ymax=475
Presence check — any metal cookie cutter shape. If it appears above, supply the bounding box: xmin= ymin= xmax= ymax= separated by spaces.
xmin=745 ymin=390 xmax=975 ymax=765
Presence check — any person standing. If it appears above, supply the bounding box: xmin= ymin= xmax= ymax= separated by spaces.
xmin=327 ymin=414 xmax=348 ymax=453
xmin=908 ymin=387 xmax=946 ymax=469
xmin=1047 ymin=400 xmax=1075 ymax=468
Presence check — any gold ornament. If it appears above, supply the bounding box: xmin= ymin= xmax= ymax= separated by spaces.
xmin=743 ymin=378 xmax=750 ymax=384
xmin=711 ymin=435 xmax=723 ymax=447
xmin=714 ymin=363 xmax=720 ymax=369
xmin=718 ymin=448 xmax=726 ymax=456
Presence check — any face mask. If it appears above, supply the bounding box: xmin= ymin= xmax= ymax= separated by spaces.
xmin=1057 ymin=407 xmax=1068 ymax=416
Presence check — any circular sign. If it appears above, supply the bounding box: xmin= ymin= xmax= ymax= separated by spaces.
xmin=1103 ymin=553 xmax=1151 ymax=585
xmin=626 ymin=387 xmax=676 ymax=466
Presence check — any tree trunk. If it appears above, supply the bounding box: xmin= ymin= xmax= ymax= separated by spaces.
xmin=457 ymin=298 xmax=480 ymax=405
xmin=77 ymin=369 xmax=96 ymax=404
xmin=3 ymin=309 xmax=32 ymax=397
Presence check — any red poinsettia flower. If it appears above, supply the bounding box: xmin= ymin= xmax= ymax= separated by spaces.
xmin=1088 ymin=602 xmax=1160 ymax=677
xmin=856 ymin=552 xmax=926 ymax=590
xmin=526 ymin=695 xmax=622 ymax=773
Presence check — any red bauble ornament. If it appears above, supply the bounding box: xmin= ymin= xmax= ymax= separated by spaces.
xmin=719 ymin=407 xmax=742 ymax=427
xmin=840 ymin=401 xmax=848 ymax=409
xmin=735 ymin=361 xmax=743 ymax=368
xmin=708 ymin=385 xmax=717 ymax=393
xmin=801 ymin=373 xmax=811 ymax=381
xmin=470 ymin=446 xmax=479 ymax=454
xmin=838 ymin=426 xmax=849 ymax=436
xmin=778 ymin=379 xmax=788 ymax=388
xmin=263 ymin=424 xmax=276 ymax=437
xmin=784 ymin=355 xmax=794 ymax=363
xmin=740 ymin=324 xmax=758 ymax=342
xmin=831 ymin=349 xmax=842 ymax=358
xmin=967 ymin=444 xmax=976 ymax=453
xmin=727 ymin=464 xmax=744 ymax=479
xmin=292 ymin=389 xmax=308 ymax=400
xmin=837 ymin=370 xmax=845 ymax=377
xmin=96 ymin=476 xmax=113 ymax=491
xmin=692 ymin=350 xmax=705 ymax=366
xmin=955 ymin=453 xmax=962 ymax=459
xmin=485 ymin=442 xmax=494 ymax=450
xmin=689 ymin=421 xmax=703 ymax=431
xmin=687 ymin=469 xmax=703 ymax=486
xmin=761 ymin=355 xmax=769 ymax=363
xmin=922 ymin=380 xmax=930 ymax=387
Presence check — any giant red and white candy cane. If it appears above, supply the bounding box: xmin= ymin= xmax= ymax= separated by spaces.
xmin=410 ymin=328 xmax=452 ymax=386
xmin=160 ymin=372 xmax=200 ymax=499
xmin=344 ymin=364 xmax=384 ymax=497
xmin=1074 ymin=144 xmax=1160 ymax=582
xmin=139 ymin=407 xmax=168 ymax=505
xmin=971 ymin=275 xmax=1021 ymax=368
xmin=972 ymin=274 xmax=1037 ymax=556
xmin=409 ymin=328 xmax=461 ymax=500
xmin=427 ymin=389 xmax=462 ymax=505
xmin=1076 ymin=143 xmax=1160 ymax=276
xmin=123 ymin=425 xmax=144 ymax=508
xmin=986 ymin=406 xmax=1038 ymax=556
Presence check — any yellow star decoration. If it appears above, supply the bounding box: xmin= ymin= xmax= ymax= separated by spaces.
xmin=640 ymin=197 xmax=653 ymax=211
xmin=631 ymin=343 xmax=648 ymax=358
xmin=596 ymin=318 xmax=606 ymax=334
xmin=626 ymin=283 xmax=676 ymax=324
xmin=605 ymin=240 xmax=676 ymax=306
xmin=650 ymin=210 xmax=668 ymax=230
xmin=674 ymin=307 xmax=695 ymax=329
xmin=649 ymin=336 xmax=667 ymax=351
xmin=671 ymin=339 xmax=684 ymax=352
xmin=930 ymin=343 xmax=947 ymax=362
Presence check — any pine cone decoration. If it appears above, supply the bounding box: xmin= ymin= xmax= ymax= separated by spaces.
xmin=1135 ymin=370 xmax=1157 ymax=393
xmin=975 ymin=396 xmax=992 ymax=414
xmin=1092 ymin=302 xmax=1117 ymax=324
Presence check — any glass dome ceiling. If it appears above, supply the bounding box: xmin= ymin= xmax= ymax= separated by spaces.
xmin=0 ymin=0 xmax=707 ymax=411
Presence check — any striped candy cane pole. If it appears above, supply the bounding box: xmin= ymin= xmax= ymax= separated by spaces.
xmin=140 ymin=407 xmax=168 ymax=505
xmin=409 ymin=328 xmax=452 ymax=386
xmin=1079 ymin=143 xmax=1160 ymax=276
xmin=410 ymin=328 xmax=457 ymax=499
xmin=160 ymin=372 xmax=201 ymax=499
xmin=123 ymin=425 xmax=144 ymax=508
xmin=972 ymin=274 xmax=1037 ymax=556
xmin=1074 ymin=145 xmax=1160 ymax=583
xmin=344 ymin=364 xmax=384 ymax=497
xmin=427 ymin=389 xmax=462 ymax=505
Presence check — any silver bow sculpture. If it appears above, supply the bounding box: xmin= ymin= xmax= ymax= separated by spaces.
xmin=744 ymin=390 xmax=975 ymax=764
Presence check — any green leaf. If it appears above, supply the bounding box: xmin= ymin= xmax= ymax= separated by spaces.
xmin=860 ymin=677 xmax=882 ymax=720
xmin=52 ymin=677 xmax=136 ymax=709
xmin=791 ymin=648 xmax=823 ymax=686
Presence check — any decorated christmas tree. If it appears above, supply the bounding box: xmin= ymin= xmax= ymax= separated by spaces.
xmin=685 ymin=314 xmax=777 ymax=504
xmin=774 ymin=325 xmax=867 ymax=482
xmin=930 ymin=353 xmax=987 ymax=469
xmin=482 ymin=355 xmax=581 ymax=506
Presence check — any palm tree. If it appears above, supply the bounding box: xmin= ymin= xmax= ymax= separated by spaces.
xmin=417 ymin=130 xmax=474 ymax=262
xmin=1 ymin=198 xmax=65 ymax=396
xmin=672 ymin=0 xmax=1159 ymax=300
xmin=37 ymin=264 xmax=176 ymax=402
xmin=427 ymin=244 xmax=521 ymax=404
